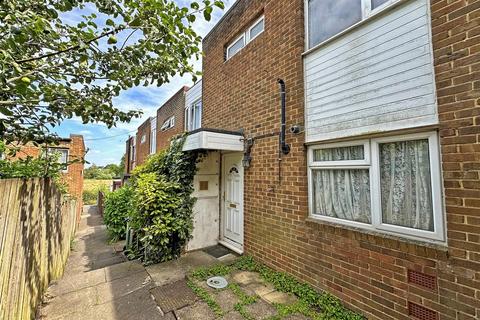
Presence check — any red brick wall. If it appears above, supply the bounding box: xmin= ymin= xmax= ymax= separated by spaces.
xmin=157 ymin=87 xmax=188 ymax=151
xmin=203 ymin=0 xmax=480 ymax=319
xmin=9 ymin=135 xmax=85 ymax=222
xmin=135 ymin=118 xmax=151 ymax=166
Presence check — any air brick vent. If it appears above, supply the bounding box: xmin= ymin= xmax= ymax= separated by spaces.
xmin=408 ymin=269 xmax=436 ymax=290
xmin=408 ymin=302 xmax=438 ymax=320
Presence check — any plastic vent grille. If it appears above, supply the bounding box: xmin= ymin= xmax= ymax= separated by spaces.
xmin=408 ymin=270 xmax=436 ymax=290
xmin=408 ymin=302 xmax=438 ymax=320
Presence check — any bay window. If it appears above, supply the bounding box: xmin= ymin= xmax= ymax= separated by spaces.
xmin=308 ymin=132 xmax=444 ymax=242
xmin=306 ymin=0 xmax=402 ymax=49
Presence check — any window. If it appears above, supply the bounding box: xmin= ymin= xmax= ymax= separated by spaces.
xmin=247 ymin=16 xmax=265 ymax=42
xmin=130 ymin=138 xmax=136 ymax=162
xmin=47 ymin=148 xmax=69 ymax=172
xmin=226 ymin=15 xmax=265 ymax=60
xmin=150 ymin=118 xmax=157 ymax=154
xmin=226 ymin=35 xmax=245 ymax=60
xmin=308 ymin=132 xmax=444 ymax=242
xmin=185 ymin=100 xmax=202 ymax=131
xmin=160 ymin=116 xmax=175 ymax=131
xmin=306 ymin=0 xmax=401 ymax=49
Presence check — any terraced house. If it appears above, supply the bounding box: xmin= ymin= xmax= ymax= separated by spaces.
xmin=126 ymin=0 xmax=480 ymax=318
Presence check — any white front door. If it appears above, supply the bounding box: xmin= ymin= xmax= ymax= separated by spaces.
xmin=221 ymin=153 xmax=244 ymax=250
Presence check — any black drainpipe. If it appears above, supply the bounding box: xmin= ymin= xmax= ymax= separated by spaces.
xmin=278 ymin=79 xmax=290 ymax=155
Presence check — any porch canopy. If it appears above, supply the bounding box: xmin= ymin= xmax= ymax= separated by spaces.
xmin=182 ymin=128 xmax=244 ymax=152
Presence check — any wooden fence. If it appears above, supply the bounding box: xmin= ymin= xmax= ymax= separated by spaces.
xmin=0 ymin=179 xmax=77 ymax=320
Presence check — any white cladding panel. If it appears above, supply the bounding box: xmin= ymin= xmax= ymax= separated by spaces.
xmin=304 ymin=0 xmax=438 ymax=143
xmin=186 ymin=79 xmax=202 ymax=107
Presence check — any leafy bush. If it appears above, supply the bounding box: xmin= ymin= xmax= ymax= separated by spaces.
xmin=103 ymin=186 xmax=133 ymax=241
xmin=126 ymin=136 xmax=203 ymax=264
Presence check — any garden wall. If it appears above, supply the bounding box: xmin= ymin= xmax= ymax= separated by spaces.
xmin=0 ymin=178 xmax=77 ymax=320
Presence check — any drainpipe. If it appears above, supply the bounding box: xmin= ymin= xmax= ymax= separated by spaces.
xmin=278 ymin=79 xmax=290 ymax=155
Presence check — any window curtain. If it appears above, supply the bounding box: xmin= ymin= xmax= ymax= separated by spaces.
xmin=380 ymin=139 xmax=433 ymax=231
xmin=312 ymin=146 xmax=370 ymax=223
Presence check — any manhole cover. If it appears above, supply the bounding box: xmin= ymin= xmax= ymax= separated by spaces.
xmin=207 ymin=276 xmax=228 ymax=289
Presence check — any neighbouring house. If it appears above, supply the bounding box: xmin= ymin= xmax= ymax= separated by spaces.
xmin=124 ymin=135 xmax=136 ymax=178
xmin=157 ymin=86 xmax=189 ymax=151
xmin=8 ymin=134 xmax=85 ymax=222
xmin=126 ymin=0 xmax=480 ymax=319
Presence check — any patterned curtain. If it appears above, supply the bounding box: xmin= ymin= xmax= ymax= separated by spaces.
xmin=312 ymin=145 xmax=371 ymax=223
xmin=380 ymin=139 xmax=433 ymax=231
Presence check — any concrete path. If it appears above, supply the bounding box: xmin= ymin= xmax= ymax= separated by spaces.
xmin=38 ymin=205 xmax=165 ymax=320
xmin=37 ymin=205 xmax=237 ymax=320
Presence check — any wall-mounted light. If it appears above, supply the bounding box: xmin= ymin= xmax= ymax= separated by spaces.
xmin=242 ymin=138 xmax=254 ymax=168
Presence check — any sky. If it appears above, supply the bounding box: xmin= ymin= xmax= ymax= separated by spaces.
xmin=53 ymin=0 xmax=236 ymax=167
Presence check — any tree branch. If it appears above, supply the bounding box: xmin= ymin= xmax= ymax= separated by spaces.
xmin=16 ymin=27 xmax=125 ymax=64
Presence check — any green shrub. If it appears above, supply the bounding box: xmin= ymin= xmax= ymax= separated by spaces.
xmin=126 ymin=136 xmax=203 ymax=264
xmin=103 ymin=186 xmax=133 ymax=241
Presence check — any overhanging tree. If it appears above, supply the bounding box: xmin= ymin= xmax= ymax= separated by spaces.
xmin=0 ymin=0 xmax=224 ymax=143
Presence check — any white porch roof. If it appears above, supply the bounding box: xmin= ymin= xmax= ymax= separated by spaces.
xmin=182 ymin=129 xmax=244 ymax=152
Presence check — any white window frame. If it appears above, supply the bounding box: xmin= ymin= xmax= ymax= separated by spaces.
xmin=246 ymin=16 xmax=265 ymax=42
xmin=226 ymin=34 xmax=246 ymax=60
xmin=308 ymin=131 xmax=445 ymax=243
xmin=150 ymin=118 xmax=157 ymax=155
xmin=185 ymin=99 xmax=202 ymax=132
xmin=304 ymin=0 xmax=403 ymax=50
xmin=160 ymin=116 xmax=175 ymax=131
xmin=226 ymin=15 xmax=265 ymax=60
xmin=47 ymin=148 xmax=69 ymax=173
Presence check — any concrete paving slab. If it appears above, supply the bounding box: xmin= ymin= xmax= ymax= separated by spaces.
xmin=47 ymin=267 xmax=106 ymax=296
xmin=150 ymin=279 xmax=197 ymax=313
xmin=244 ymin=282 xmax=276 ymax=298
xmin=95 ymin=270 xmax=153 ymax=305
xmin=61 ymin=286 xmax=164 ymax=320
xmin=213 ymin=289 xmax=239 ymax=312
xmin=104 ymin=260 xmax=145 ymax=281
xmin=222 ymin=311 xmax=245 ymax=320
xmin=146 ymin=260 xmax=186 ymax=286
xmin=39 ymin=286 xmax=98 ymax=319
xmin=176 ymin=251 xmax=218 ymax=271
xmin=263 ymin=291 xmax=298 ymax=305
xmin=174 ymin=302 xmax=217 ymax=320
xmin=232 ymin=271 xmax=263 ymax=286
xmin=244 ymin=300 xmax=278 ymax=320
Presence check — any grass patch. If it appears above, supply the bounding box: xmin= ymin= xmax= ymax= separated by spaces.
xmin=83 ymin=179 xmax=112 ymax=205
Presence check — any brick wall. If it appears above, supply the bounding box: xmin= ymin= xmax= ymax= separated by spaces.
xmin=135 ymin=118 xmax=151 ymax=166
xmin=157 ymin=87 xmax=188 ymax=151
xmin=9 ymin=135 xmax=85 ymax=222
xmin=203 ymin=0 xmax=480 ymax=319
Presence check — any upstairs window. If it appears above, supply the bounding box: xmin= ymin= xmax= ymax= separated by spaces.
xmin=307 ymin=0 xmax=400 ymax=49
xmin=226 ymin=16 xmax=264 ymax=60
xmin=185 ymin=100 xmax=202 ymax=131
xmin=160 ymin=116 xmax=175 ymax=131
xmin=47 ymin=148 xmax=69 ymax=172
xmin=150 ymin=118 xmax=157 ymax=154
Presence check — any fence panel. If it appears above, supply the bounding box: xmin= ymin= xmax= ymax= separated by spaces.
xmin=0 ymin=178 xmax=77 ymax=320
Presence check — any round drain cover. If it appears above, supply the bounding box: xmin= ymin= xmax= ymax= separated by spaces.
xmin=206 ymin=276 xmax=228 ymax=289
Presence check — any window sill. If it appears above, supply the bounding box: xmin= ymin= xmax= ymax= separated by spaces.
xmin=305 ymin=216 xmax=448 ymax=251
xmin=302 ymin=0 xmax=411 ymax=57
